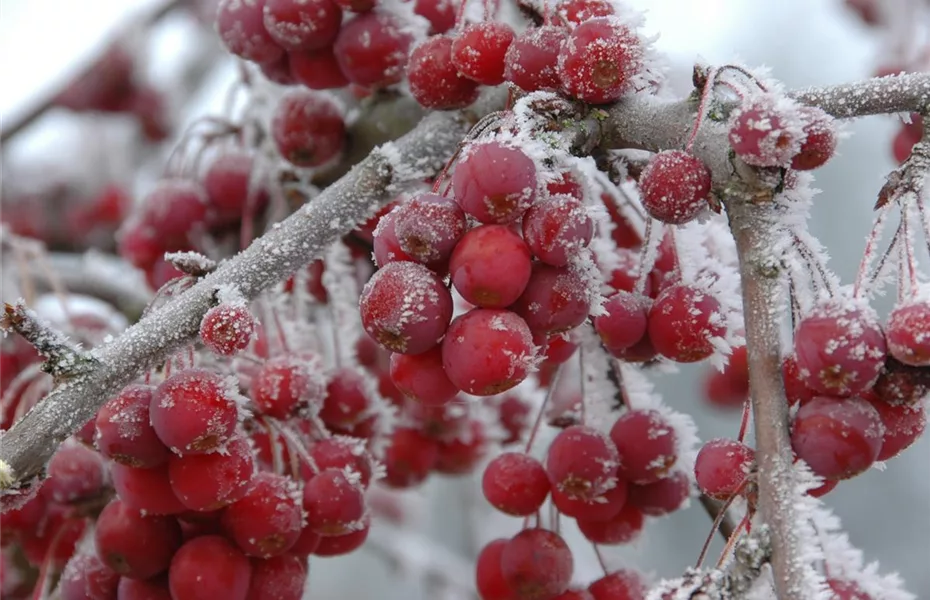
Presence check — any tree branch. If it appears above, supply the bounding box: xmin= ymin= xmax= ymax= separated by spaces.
xmin=791 ymin=72 xmax=930 ymax=118
xmin=0 ymin=108 xmax=482 ymax=491
xmin=724 ymin=187 xmax=802 ymax=600
xmin=0 ymin=302 xmax=96 ymax=379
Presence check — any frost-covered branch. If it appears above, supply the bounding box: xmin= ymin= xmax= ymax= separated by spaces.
xmin=0 ymin=109 xmax=481 ymax=492
xmin=792 ymin=72 xmax=930 ymax=119
xmin=0 ymin=301 xmax=95 ymax=378
xmin=723 ymin=186 xmax=802 ymax=600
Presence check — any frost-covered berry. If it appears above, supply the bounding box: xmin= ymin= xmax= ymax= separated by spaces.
xmin=546 ymin=425 xmax=619 ymax=499
xmin=638 ymin=150 xmax=711 ymax=224
xmin=694 ymin=438 xmax=754 ymax=500
xmin=509 ymin=263 xmax=592 ymax=335
xmin=647 ymin=283 xmax=725 ymax=363
xmin=393 ymin=192 xmax=467 ymax=267
xmin=594 ymin=291 xmax=649 ymax=355
xmin=500 ymin=529 xmax=574 ymax=599
xmin=271 ymin=90 xmax=345 ymax=167
xmin=862 ymin=392 xmax=926 ymax=460
xmin=200 ymin=302 xmax=256 ymax=356
xmin=441 ymin=308 xmax=537 ymax=395
xmin=793 ymin=299 xmax=887 ymax=397
xmin=359 ymin=261 xmax=453 ymax=355
xmin=449 ymin=224 xmax=532 ymax=308
xmin=558 ymin=17 xmax=643 ymax=104
xmin=886 ymin=301 xmax=930 ymax=367
xmin=216 ymin=0 xmax=285 ymax=64
xmin=263 ymin=0 xmax=343 ymax=52
xmin=482 ymin=452 xmax=551 ymax=516
xmin=95 ymin=384 xmax=170 ymax=468
xmin=610 ymin=409 xmax=677 ymax=485
xmin=150 ymin=368 xmax=239 ymax=455
xmin=791 ymin=106 xmax=837 ymax=171
xmin=522 ymin=194 xmax=594 ymax=266
xmin=408 ymin=35 xmax=480 ymax=109
xmin=452 ymin=141 xmax=538 ymax=224
xmin=790 ymin=395 xmax=884 ymax=481
xmin=728 ymin=94 xmax=805 ymax=167
xmin=334 ymin=12 xmax=413 ymax=88
xmin=451 ymin=22 xmax=515 ymax=85
xmin=504 ymin=26 xmax=567 ymax=92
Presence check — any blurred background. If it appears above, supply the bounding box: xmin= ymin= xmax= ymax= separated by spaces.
xmin=1 ymin=0 xmax=927 ymax=598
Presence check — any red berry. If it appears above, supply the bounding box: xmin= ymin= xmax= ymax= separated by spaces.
xmin=441 ymin=308 xmax=537 ymax=396
xmin=203 ymin=151 xmax=266 ymax=222
xmin=334 ymin=0 xmax=376 ymax=12
xmin=498 ymin=395 xmax=532 ymax=445
xmin=251 ymin=353 xmax=326 ymax=419
xmin=703 ymin=345 xmax=750 ymax=409
xmin=791 ymin=106 xmax=837 ymax=170
xmin=886 ymin=301 xmax=930 ymax=366
xmin=117 ymin=576 xmax=172 ymax=600
xmin=263 ymin=0 xmax=342 ymax=52
xmin=168 ymin=432 xmax=255 ymax=511
xmin=382 ymin=428 xmax=439 ymax=487
xmin=169 ymin=536 xmax=251 ymax=600
xmin=500 ymin=528 xmax=574 ymax=600
xmin=312 ymin=518 xmax=370 ymax=556
xmin=334 ymin=12 xmax=413 ymax=88
xmin=476 ymin=539 xmax=516 ymax=600
xmin=550 ymin=480 xmax=627 ymax=521
xmin=319 ymin=368 xmax=372 ymax=430
xmin=408 ymin=35 xmax=481 ymax=109
xmin=546 ymin=425 xmax=619 ymax=499
xmin=594 ymin=291 xmax=649 ymax=355
xmin=482 ymin=452 xmax=551 ymax=516
xmin=610 ymin=409 xmax=677 ymax=485
xmin=509 ymin=263 xmax=592 ymax=335
xmin=46 ymin=440 xmax=106 ymax=504
xmin=648 ymin=284 xmax=725 ymax=363
xmin=414 ymin=0 xmax=456 ymax=33
xmin=694 ymin=438 xmax=754 ymax=500
xmin=390 ymin=347 xmax=460 ymax=406
xmin=504 ymin=26 xmax=567 ymax=92
xmin=873 ymin=357 xmax=930 ymax=406
xmin=216 ymin=0 xmax=285 ymax=64
xmin=790 ymin=395 xmax=884 ymax=480
xmin=451 ymin=22 xmax=515 ymax=85
xmin=303 ymin=468 xmax=366 ymax=536
xmin=59 ymin=553 xmax=120 ymax=600
xmin=393 ymin=192 xmax=467 ymax=266
xmin=452 ymin=142 xmax=538 ymax=224
xmin=728 ymin=95 xmax=805 ymax=167
xmin=522 ymin=194 xmax=593 ymax=266
xmin=111 ymin=463 xmax=187 ymax=515
xmin=558 ymin=17 xmax=643 ymax=104
xmin=793 ymin=299 xmax=887 ymax=397
xmin=247 ymin=554 xmax=308 ymax=600
xmin=306 ymin=436 xmax=374 ymax=487
xmin=449 ymin=224 xmax=533 ymax=308
xmin=782 ymin=353 xmax=817 ymax=407
xmin=200 ymin=302 xmax=256 ymax=355
xmin=95 ymin=498 xmax=182 ymax=579
xmin=576 ymin=504 xmax=644 ymax=545
xmin=150 ymin=368 xmax=239 ymax=455
xmin=271 ymin=90 xmax=345 ymax=167
xmin=587 ymin=570 xmax=646 ymax=600
xmin=554 ymin=0 xmax=614 ymax=26
xmin=638 ymin=151 xmax=711 ymax=224
xmin=626 ymin=470 xmax=690 ymax=516
xmin=372 ymin=205 xmax=416 ymax=267
xmin=96 ymin=384 xmax=170 ymax=468
xmin=289 ymin=47 xmax=350 ymax=89
xmin=360 ymin=261 xmax=453 ymax=354
xmin=222 ymin=472 xmax=304 ymax=558
xmin=139 ymin=179 xmax=208 ymax=238
xmin=435 ymin=419 xmax=488 ymax=474
xmin=892 ymin=117 xmax=922 ymax=164
xmin=862 ymin=393 xmax=926 ymax=460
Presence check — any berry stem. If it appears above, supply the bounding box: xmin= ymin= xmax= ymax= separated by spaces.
xmin=715 ymin=510 xmax=752 ymax=568
xmin=0 ymin=301 xmax=95 ymax=379
xmin=694 ymin=477 xmax=751 ymax=569
xmin=736 ymin=395 xmax=751 ymax=443
xmin=684 ymin=67 xmax=720 ymax=153
xmin=634 ymin=219 xmax=659 ymax=296
xmin=853 ymin=206 xmax=891 ymax=297
xmin=592 ymin=544 xmax=609 ymax=576
xmin=791 ymin=233 xmax=838 ymax=296
xmin=523 ymin=362 xmax=564 ymax=454
xmin=901 ymin=205 xmax=919 ymax=296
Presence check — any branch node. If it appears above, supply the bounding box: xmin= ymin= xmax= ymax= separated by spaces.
xmin=165 ymin=251 xmax=218 ymax=277
xmin=0 ymin=301 xmax=96 ymax=378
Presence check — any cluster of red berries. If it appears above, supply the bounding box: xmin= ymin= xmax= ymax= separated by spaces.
xmin=215 ymin=0 xmax=649 ymax=112
xmin=54 ymin=42 xmax=169 ymax=143
xmin=117 ymin=151 xmax=269 ymax=289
